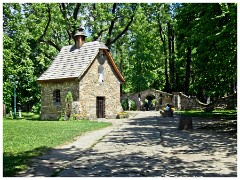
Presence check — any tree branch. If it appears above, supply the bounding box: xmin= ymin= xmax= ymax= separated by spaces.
xmin=106 ymin=3 xmax=117 ymax=46
xmin=38 ymin=5 xmax=60 ymax=51
xmin=40 ymin=39 xmax=61 ymax=51
xmin=106 ymin=14 xmax=134 ymax=47
xmin=59 ymin=3 xmax=73 ymax=44
xmin=39 ymin=4 xmax=51 ymax=41
xmin=157 ymin=15 xmax=166 ymax=44
xmin=73 ymin=3 xmax=81 ymax=20
xmin=93 ymin=27 xmax=109 ymax=41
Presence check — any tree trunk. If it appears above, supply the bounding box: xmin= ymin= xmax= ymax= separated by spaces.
xmin=158 ymin=20 xmax=169 ymax=93
xmin=119 ymin=48 xmax=123 ymax=97
xmin=184 ymin=47 xmax=191 ymax=95
xmin=178 ymin=115 xmax=193 ymax=130
xmin=168 ymin=22 xmax=175 ymax=92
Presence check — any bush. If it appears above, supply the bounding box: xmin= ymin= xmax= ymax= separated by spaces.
xmin=121 ymin=99 xmax=137 ymax=111
xmin=65 ymin=91 xmax=73 ymax=119
xmin=130 ymin=100 xmax=137 ymax=110
xmin=121 ymin=99 xmax=128 ymax=111
xmin=32 ymin=102 xmax=41 ymax=113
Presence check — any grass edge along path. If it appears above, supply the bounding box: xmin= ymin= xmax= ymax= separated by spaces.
xmin=3 ymin=116 xmax=112 ymax=177
xmin=175 ymin=110 xmax=237 ymax=119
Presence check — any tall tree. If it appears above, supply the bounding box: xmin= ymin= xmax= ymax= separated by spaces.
xmin=175 ymin=3 xmax=237 ymax=100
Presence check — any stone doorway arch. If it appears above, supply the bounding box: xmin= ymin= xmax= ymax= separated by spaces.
xmin=121 ymin=89 xmax=173 ymax=111
xmin=142 ymin=94 xmax=156 ymax=111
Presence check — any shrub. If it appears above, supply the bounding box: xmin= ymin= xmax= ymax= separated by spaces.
xmin=121 ymin=99 xmax=128 ymax=111
xmin=130 ymin=100 xmax=137 ymax=110
xmin=121 ymin=99 xmax=137 ymax=111
xmin=32 ymin=102 xmax=41 ymax=114
xmin=65 ymin=91 xmax=73 ymax=119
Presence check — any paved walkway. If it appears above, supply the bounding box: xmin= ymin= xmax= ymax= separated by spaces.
xmin=19 ymin=111 xmax=237 ymax=177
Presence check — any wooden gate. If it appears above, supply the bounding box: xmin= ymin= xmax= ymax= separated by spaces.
xmin=96 ymin=97 xmax=105 ymax=118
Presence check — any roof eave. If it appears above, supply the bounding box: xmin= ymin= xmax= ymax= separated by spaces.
xmin=104 ymin=49 xmax=125 ymax=83
xmin=37 ymin=77 xmax=78 ymax=83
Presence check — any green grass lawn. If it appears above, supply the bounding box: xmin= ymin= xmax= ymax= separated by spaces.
xmin=3 ymin=113 xmax=112 ymax=177
xmin=175 ymin=110 xmax=237 ymax=136
xmin=175 ymin=110 xmax=237 ymax=119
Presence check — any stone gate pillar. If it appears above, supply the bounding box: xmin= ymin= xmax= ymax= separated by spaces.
xmin=172 ymin=92 xmax=181 ymax=110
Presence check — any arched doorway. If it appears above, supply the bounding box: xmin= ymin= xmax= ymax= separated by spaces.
xmin=143 ymin=94 xmax=156 ymax=111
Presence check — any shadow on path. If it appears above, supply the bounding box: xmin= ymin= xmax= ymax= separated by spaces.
xmin=57 ymin=112 xmax=237 ymax=177
xmin=17 ymin=111 xmax=237 ymax=177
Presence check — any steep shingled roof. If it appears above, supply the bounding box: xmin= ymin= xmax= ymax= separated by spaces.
xmin=37 ymin=41 xmax=124 ymax=82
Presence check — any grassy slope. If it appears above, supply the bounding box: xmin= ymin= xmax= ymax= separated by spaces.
xmin=3 ymin=113 xmax=112 ymax=176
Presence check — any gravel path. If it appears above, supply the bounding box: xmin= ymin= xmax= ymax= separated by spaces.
xmin=18 ymin=111 xmax=237 ymax=177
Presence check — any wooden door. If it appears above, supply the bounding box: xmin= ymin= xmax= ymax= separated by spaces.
xmin=96 ymin=97 xmax=105 ymax=118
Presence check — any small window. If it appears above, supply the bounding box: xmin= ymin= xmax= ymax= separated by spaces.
xmin=98 ymin=65 xmax=104 ymax=83
xmin=98 ymin=50 xmax=106 ymax=65
xmin=53 ymin=89 xmax=61 ymax=103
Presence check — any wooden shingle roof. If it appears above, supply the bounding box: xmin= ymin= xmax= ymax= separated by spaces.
xmin=37 ymin=41 xmax=124 ymax=83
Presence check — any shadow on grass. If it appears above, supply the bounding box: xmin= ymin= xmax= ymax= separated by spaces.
xmin=22 ymin=112 xmax=41 ymax=120
xmin=4 ymin=112 xmax=41 ymax=121
xmin=176 ymin=110 xmax=237 ymax=120
xmin=175 ymin=110 xmax=237 ymax=137
xmin=3 ymin=146 xmax=52 ymax=177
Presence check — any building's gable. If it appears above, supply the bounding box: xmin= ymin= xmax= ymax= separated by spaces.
xmin=78 ymin=51 xmax=123 ymax=119
xmin=37 ymin=41 xmax=107 ymax=82
xmin=78 ymin=49 xmax=124 ymax=84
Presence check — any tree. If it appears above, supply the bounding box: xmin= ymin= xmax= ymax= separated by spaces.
xmin=65 ymin=91 xmax=73 ymax=119
xmin=3 ymin=3 xmax=139 ymax=111
xmin=175 ymin=3 xmax=237 ymax=101
xmin=3 ymin=3 xmax=237 ymax=110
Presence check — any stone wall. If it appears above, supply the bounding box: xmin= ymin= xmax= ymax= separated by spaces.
xmin=122 ymin=90 xmax=236 ymax=111
xmin=79 ymin=55 xmax=123 ymax=119
xmin=205 ymin=93 xmax=237 ymax=110
xmin=40 ymin=80 xmax=79 ymax=120
xmin=40 ymin=54 xmax=123 ymax=120
xmin=122 ymin=89 xmax=173 ymax=110
xmin=172 ymin=92 xmax=237 ymax=111
xmin=172 ymin=92 xmax=207 ymax=110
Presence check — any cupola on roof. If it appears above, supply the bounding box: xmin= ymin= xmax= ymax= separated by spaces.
xmin=74 ymin=27 xmax=87 ymax=37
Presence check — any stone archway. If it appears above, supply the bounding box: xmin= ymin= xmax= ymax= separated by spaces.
xmin=143 ymin=94 xmax=156 ymax=111
xmin=139 ymin=89 xmax=172 ymax=111
xmin=121 ymin=89 xmax=173 ymax=111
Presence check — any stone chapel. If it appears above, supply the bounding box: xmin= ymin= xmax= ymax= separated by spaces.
xmin=37 ymin=27 xmax=125 ymax=120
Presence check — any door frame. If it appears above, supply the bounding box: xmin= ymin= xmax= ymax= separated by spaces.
xmin=96 ymin=96 xmax=105 ymax=118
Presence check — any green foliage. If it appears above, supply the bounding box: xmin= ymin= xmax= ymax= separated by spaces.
xmin=3 ymin=112 xmax=112 ymax=176
xmin=121 ymin=99 xmax=128 ymax=111
xmin=3 ymin=3 xmax=237 ymax=108
xmin=175 ymin=3 xmax=237 ymax=100
xmin=31 ymin=102 xmax=41 ymax=114
xmin=65 ymin=91 xmax=73 ymax=119
xmin=121 ymin=99 xmax=137 ymax=111
xmin=129 ymin=100 xmax=137 ymax=111
xmin=65 ymin=91 xmax=73 ymax=103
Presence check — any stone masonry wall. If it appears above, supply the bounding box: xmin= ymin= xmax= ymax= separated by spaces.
xmin=121 ymin=89 xmax=173 ymax=110
xmin=40 ymin=80 xmax=79 ymax=120
xmin=79 ymin=56 xmax=123 ymax=119
xmin=172 ymin=92 xmax=207 ymax=110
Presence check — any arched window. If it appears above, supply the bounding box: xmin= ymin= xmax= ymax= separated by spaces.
xmin=53 ymin=89 xmax=61 ymax=103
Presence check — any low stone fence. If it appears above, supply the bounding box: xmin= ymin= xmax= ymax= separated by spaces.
xmin=122 ymin=90 xmax=237 ymax=111
xmin=204 ymin=93 xmax=237 ymax=111
xmin=173 ymin=92 xmax=208 ymax=110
